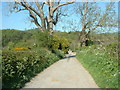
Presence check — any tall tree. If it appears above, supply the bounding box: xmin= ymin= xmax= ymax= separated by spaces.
xmin=10 ymin=0 xmax=74 ymax=34
xmin=75 ymin=2 xmax=117 ymax=46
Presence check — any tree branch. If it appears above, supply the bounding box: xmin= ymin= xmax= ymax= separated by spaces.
xmin=29 ymin=10 xmax=43 ymax=32
xmin=53 ymin=1 xmax=75 ymax=12
xmin=41 ymin=2 xmax=45 ymax=9
xmin=14 ymin=0 xmax=39 ymax=16
xmin=53 ymin=10 xmax=59 ymax=25
xmin=35 ymin=2 xmax=44 ymax=14
xmin=57 ymin=0 xmax=61 ymax=5
xmin=16 ymin=8 xmax=27 ymax=12
xmin=14 ymin=0 xmax=21 ymax=5
xmin=14 ymin=0 xmax=45 ymax=31
xmin=22 ymin=0 xmax=41 ymax=17
xmin=44 ymin=1 xmax=49 ymax=6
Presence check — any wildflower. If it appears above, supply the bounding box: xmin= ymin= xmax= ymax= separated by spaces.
xmin=95 ymin=52 xmax=99 ymax=55
xmin=97 ymin=47 xmax=100 ymax=50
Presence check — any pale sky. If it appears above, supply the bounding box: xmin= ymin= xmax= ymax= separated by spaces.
xmin=0 ymin=2 xmax=118 ymax=32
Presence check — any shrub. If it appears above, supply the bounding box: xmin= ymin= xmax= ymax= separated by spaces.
xmin=33 ymin=31 xmax=51 ymax=48
xmin=2 ymin=49 xmax=59 ymax=88
xmin=87 ymin=40 xmax=94 ymax=46
xmin=14 ymin=48 xmax=28 ymax=51
xmin=52 ymin=49 xmax=64 ymax=59
xmin=106 ymin=42 xmax=118 ymax=58
xmin=51 ymin=35 xmax=69 ymax=53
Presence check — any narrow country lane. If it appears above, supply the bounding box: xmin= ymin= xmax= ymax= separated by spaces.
xmin=23 ymin=53 xmax=99 ymax=88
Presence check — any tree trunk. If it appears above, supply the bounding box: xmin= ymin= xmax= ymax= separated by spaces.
xmin=79 ymin=30 xmax=86 ymax=47
xmin=41 ymin=17 xmax=46 ymax=31
xmin=48 ymin=4 xmax=54 ymax=35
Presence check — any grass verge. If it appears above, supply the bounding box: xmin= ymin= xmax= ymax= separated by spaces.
xmin=76 ymin=43 xmax=118 ymax=88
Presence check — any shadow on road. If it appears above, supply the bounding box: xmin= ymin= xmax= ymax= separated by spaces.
xmin=63 ymin=55 xmax=76 ymax=59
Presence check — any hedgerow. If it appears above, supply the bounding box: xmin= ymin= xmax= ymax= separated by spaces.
xmin=2 ymin=49 xmax=59 ymax=88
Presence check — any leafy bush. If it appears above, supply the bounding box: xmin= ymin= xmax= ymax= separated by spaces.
xmin=51 ymin=35 xmax=69 ymax=53
xmin=86 ymin=40 xmax=94 ymax=46
xmin=33 ymin=31 xmax=51 ymax=48
xmin=2 ymin=49 xmax=59 ymax=88
xmin=76 ymin=43 xmax=118 ymax=88
xmin=54 ymin=31 xmax=79 ymax=52
xmin=106 ymin=42 xmax=118 ymax=58
xmin=52 ymin=49 xmax=64 ymax=59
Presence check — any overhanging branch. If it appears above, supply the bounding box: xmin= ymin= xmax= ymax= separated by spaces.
xmin=53 ymin=1 xmax=75 ymax=12
xmin=16 ymin=8 xmax=27 ymax=12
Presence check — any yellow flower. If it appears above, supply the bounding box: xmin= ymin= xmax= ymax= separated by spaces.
xmin=14 ymin=48 xmax=27 ymax=51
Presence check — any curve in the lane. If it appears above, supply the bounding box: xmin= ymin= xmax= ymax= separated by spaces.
xmin=23 ymin=54 xmax=99 ymax=88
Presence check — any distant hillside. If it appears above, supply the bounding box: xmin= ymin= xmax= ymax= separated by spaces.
xmin=90 ymin=32 xmax=118 ymax=44
xmin=2 ymin=29 xmax=118 ymax=50
xmin=2 ymin=29 xmax=33 ymax=47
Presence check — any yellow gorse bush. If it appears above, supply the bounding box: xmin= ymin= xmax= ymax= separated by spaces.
xmin=52 ymin=35 xmax=69 ymax=53
xmin=14 ymin=48 xmax=28 ymax=51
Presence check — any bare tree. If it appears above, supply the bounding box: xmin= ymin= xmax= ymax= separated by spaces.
xmin=75 ymin=2 xmax=117 ymax=47
xmin=10 ymin=0 xmax=75 ymax=34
